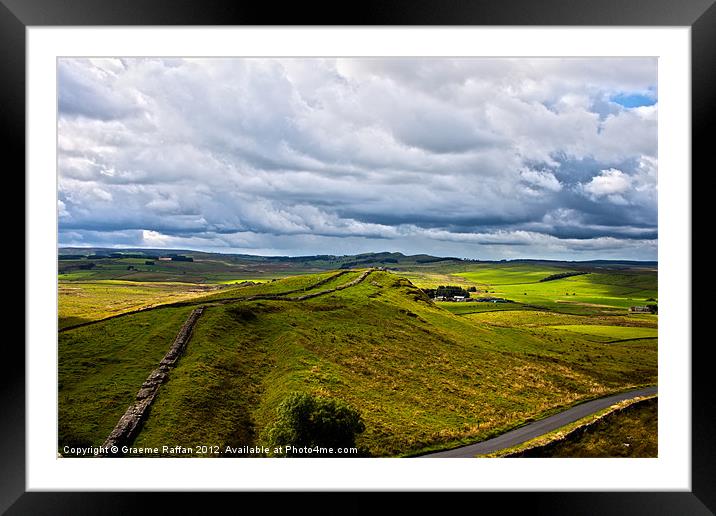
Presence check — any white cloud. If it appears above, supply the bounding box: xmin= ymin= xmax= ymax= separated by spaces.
xmin=141 ymin=229 xmax=173 ymax=246
xmin=580 ymin=168 xmax=632 ymax=205
xmin=58 ymin=57 xmax=658 ymax=260
xmin=58 ymin=200 xmax=69 ymax=218
xmin=520 ymin=168 xmax=562 ymax=192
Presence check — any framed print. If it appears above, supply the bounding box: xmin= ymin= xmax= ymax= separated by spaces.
xmin=7 ymin=0 xmax=712 ymax=512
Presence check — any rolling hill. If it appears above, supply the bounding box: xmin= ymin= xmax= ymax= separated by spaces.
xmin=59 ymin=268 xmax=657 ymax=457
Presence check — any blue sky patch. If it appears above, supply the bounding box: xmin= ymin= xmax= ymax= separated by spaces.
xmin=610 ymin=91 xmax=657 ymax=108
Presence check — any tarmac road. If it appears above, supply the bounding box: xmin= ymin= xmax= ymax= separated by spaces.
xmin=422 ymin=385 xmax=657 ymax=458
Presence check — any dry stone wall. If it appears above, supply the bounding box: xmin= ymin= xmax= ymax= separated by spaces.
xmin=93 ymin=270 xmax=378 ymax=456
xmin=96 ymin=307 xmax=204 ymax=457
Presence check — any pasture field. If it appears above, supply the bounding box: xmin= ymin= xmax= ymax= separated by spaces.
xmin=195 ymin=270 xmax=361 ymax=302
xmin=464 ymin=271 xmax=656 ymax=313
xmin=398 ymin=262 xmax=657 ymax=319
xmin=405 ymin=264 xmax=657 ymax=316
xmin=58 ymin=280 xmax=221 ymax=329
xmin=436 ymin=301 xmax=535 ymax=315
xmin=549 ymin=325 xmax=658 ymax=341
xmin=463 ymin=310 xmax=657 ymax=329
xmin=453 ymin=264 xmax=567 ymax=285
xmin=57 ymin=261 xmax=354 ymax=329
xmin=59 ymin=264 xmax=657 ymax=457
xmin=397 ymin=271 xmax=477 ymax=289
xmin=217 ymin=279 xmax=270 ymax=285
xmin=58 ymin=255 xmax=320 ymax=284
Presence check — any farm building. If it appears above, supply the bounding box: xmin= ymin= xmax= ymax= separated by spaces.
xmin=476 ymin=297 xmax=512 ymax=304
xmin=433 ymin=295 xmax=474 ymax=302
xmin=629 ymin=306 xmax=653 ymax=313
xmin=158 ymin=257 xmax=172 ymax=261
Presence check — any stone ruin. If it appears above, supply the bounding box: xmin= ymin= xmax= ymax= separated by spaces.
xmin=96 ymin=307 xmax=204 ymax=457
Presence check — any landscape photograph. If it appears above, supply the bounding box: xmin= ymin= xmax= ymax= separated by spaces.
xmin=57 ymin=57 xmax=658 ymax=459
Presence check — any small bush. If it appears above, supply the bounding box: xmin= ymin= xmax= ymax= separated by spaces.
xmin=264 ymin=392 xmax=365 ymax=457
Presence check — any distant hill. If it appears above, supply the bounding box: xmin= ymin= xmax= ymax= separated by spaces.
xmin=58 ymin=247 xmax=655 ymax=271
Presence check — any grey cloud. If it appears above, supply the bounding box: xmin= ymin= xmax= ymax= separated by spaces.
xmin=58 ymin=57 xmax=658 ymax=260
xmin=59 ymin=59 xmax=140 ymax=120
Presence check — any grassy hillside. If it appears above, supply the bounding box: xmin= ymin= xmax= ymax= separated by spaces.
xmin=58 ymin=306 xmax=196 ymax=448
xmin=58 ymin=280 xmax=220 ymax=329
xmin=58 ymin=252 xmax=321 ymax=284
xmin=196 ymin=270 xmax=360 ymax=302
xmin=58 ymin=249 xmax=462 ymax=284
xmin=59 ymin=269 xmax=657 ymax=457
xmin=549 ymin=325 xmax=658 ymax=341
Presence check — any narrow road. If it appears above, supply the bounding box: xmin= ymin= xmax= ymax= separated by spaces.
xmin=422 ymin=385 xmax=657 ymax=458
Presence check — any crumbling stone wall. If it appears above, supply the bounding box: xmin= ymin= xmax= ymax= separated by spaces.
xmin=97 ymin=307 xmax=204 ymax=456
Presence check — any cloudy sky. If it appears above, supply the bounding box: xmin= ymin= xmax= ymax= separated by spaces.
xmin=58 ymin=57 xmax=657 ymax=260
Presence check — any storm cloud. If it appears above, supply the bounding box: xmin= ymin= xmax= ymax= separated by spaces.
xmin=58 ymin=57 xmax=657 ymax=260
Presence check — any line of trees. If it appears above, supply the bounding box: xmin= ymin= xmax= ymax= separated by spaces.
xmin=166 ymin=254 xmax=193 ymax=262
xmin=539 ymin=271 xmax=588 ymax=282
xmin=422 ymin=285 xmax=471 ymax=298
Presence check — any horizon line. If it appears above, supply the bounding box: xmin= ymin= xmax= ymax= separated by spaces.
xmin=57 ymin=245 xmax=658 ymax=264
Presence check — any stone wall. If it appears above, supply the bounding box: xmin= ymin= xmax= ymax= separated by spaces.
xmin=96 ymin=307 xmax=204 ymax=457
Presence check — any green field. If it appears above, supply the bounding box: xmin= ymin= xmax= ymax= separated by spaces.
xmin=400 ymin=262 xmax=657 ymax=316
xmin=549 ymin=325 xmax=658 ymax=341
xmin=58 ymin=253 xmax=325 ymax=284
xmin=436 ymin=301 xmax=535 ymax=315
xmin=196 ymin=270 xmax=360 ymax=302
xmin=463 ymin=310 xmax=656 ymax=328
xmin=59 ymin=306 xmax=196 ymax=448
xmin=217 ymin=279 xmax=270 ymax=285
xmin=458 ymin=271 xmax=656 ymax=314
xmin=58 ymin=280 xmax=221 ymax=329
xmin=454 ymin=264 xmax=567 ymax=285
xmin=58 ymin=255 xmax=657 ymax=457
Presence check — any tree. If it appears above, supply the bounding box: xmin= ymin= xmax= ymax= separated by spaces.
xmin=264 ymin=392 xmax=365 ymax=457
xmin=435 ymin=285 xmax=470 ymax=298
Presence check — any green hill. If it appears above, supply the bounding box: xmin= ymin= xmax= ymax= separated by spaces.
xmin=58 ymin=269 xmax=657 ymax=457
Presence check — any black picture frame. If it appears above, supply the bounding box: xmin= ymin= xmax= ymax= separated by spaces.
xmin=6 ymin=0 xmax=711 ymax=512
